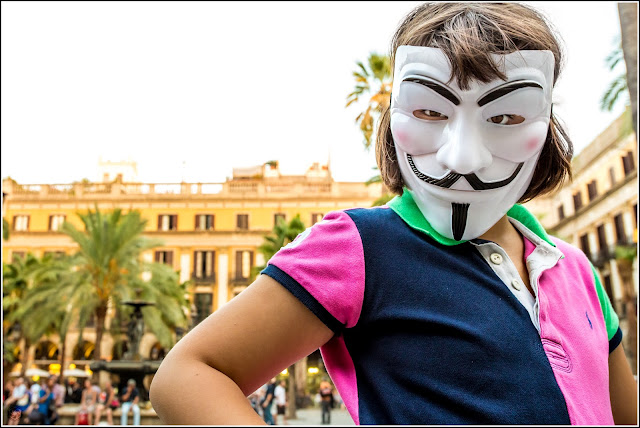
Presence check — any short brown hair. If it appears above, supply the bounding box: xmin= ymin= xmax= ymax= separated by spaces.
xmin=376 ymin=2 xmax=573 ymax=202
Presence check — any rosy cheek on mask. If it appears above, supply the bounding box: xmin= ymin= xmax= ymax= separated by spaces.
xmin=526 ymin=137 xmax=544 ymax=153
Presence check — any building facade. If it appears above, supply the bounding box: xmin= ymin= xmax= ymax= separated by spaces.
xmin=2 ymin=161 xmax=383 ymax=373
xmin=524 ymin=110 xmax=638 ymax=329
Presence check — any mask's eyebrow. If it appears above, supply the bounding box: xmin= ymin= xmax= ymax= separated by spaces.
xmin=402 ymin=75 xmax=460 ymax=106
xmin=477 ymin=80 xmax=543 ymax=107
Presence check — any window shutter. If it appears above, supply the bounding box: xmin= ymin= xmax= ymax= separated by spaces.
xmin=172 ymin=215 xmax=178 ymax=230
xmin=49 ymin=215 xmax=53 ymax=231
xmin=167 ymin=251 xmax=173 ymax=267
xmin=193 ymin=251 xmax=197 ymax=277
xmin=235 ymin=251 xmax=243 ymax=279
xmin=158 ymin=215 xmax=162 ymax=230
xmin=155 ymin=251 xmax=160 ymax=262
xmin=597 ymin=225 xmax=607 ymax=249
xmin=210 ymin=215 xmax=215 ymax=230
xmin=195 ymin=215 xmax=201 ymax=230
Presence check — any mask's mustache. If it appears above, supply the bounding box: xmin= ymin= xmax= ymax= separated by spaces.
xmin=406 ymin=154 xmax=524 ymax=190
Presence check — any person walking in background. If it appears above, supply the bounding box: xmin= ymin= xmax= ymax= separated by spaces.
xmin=261 ymin=378 xmax=276 ymax=425
xmin=274 ymin=379 xmax=287 ymax=425
xmin=120 ymin=379 xmax=140 ymax=426
xmin=319 ymin=378 xmax=333 ymax=425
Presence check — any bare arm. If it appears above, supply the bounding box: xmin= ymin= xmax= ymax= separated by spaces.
xmin=150 ymin=274 xmax=334 ymax=425
xmin=609 ymin=344 xmax=637 ymax=425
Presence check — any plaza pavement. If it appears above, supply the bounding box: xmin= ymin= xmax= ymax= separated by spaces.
xmin=279 ymin=407 xmax=355 ymax=426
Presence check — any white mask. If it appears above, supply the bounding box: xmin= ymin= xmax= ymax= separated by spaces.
xmin=390 ymin=46 xmax=554 ymax=241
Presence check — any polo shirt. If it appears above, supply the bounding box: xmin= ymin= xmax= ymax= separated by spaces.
xmin=262 ymin=190 xmax=621 ymax=425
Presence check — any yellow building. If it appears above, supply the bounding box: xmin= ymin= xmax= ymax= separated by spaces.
xmin=2 ymin=161 xmax=383 ymax=371
xmin=524 ymin=110 xmax=638 ymax=320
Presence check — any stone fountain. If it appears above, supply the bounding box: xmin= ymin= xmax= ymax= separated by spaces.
xmin=90 ymin=290 xmax=160 ymax=401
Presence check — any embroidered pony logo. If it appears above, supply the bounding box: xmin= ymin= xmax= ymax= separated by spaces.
xmin=585 ymin=311 xmax=593 ymax=329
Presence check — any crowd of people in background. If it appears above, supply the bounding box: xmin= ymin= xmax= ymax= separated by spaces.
xmin=2 ymin=375 xmax=141 ymax=425
xmin=248 ymin=377 xmax=288 ymax=425
xmin=247 ymin=377 xmax=343 ymax=425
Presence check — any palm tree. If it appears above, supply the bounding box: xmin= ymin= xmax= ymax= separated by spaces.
xmin=60 ymin=206 xmax=187 ymax=361
xmin=618 ymin=3 xmax=638 ymax=139
xmin=346 ymin=53 xmax=393 ymax=150
xmin=615 ymin=244 xmax=637 ymax=375
xmin=8 ymin=253 xmax=78 ymax=381
xmin=3 ymin=252 xmax=42 ymax=375
xmin=3 ymin=217 xmax=9 ymax=241
xmin=254 ymin=215 xmax=306 ymax=419
xmin=253 ymin=215 xmax=306 ymax=276
xmin=600 ymin=37 xmax=629 ymax=112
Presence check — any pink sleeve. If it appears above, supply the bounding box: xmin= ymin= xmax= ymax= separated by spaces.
xmin=265 ymin=210 xmax=365 ymax=329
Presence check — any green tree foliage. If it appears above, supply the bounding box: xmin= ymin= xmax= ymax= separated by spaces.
xmin=346 ymin=53 xmax=392 ymax=150
xmin=2 ymin=217 xmax=9 ymax=241
xmin=601 ymin=37 xmax=630 ymax=112
xmin=253 ymin=214 xmax=306 ymax=276
xmin=3 ymin=253 xmax=65 ymax=375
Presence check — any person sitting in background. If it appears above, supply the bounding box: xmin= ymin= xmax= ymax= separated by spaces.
xmin=94 ymin=379 xmax=117 ymax=426
xmin=120 ymin=379 xmax=141 ymax=426
xmin=75 ymin=378 xmax=98 ymax=425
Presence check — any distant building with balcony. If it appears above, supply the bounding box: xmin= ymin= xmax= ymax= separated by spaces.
xmin=2 ymin=160 xmax=383 ymax=372
xmin=524 ymin=111 xmax=638 ymax=317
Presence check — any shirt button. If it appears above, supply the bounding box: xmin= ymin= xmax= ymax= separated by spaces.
xmin=511 ymin=279 xmax=522 ymax=291
xmin=490 ymin=253 xmax=503 ymax=264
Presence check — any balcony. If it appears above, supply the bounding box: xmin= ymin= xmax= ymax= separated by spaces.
xmin=191 ymin=274 xmax=216 ymax=284
xmin=592 ymin=246 xmax=616 ymax=268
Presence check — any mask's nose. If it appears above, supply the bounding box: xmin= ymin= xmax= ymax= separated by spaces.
xmin=436 ymin=117 xmax=492 ymax=175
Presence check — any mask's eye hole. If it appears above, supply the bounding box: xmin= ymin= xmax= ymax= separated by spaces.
xmin=413 ymin=109 xmax=448 ymax=121
xmin=488 ymin=114 xmax=525 ymax=125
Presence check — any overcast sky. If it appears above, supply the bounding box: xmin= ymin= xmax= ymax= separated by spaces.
xmin=1 ymin=1 xmax=629 ymax=185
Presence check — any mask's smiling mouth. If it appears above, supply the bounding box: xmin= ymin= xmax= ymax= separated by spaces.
xmin=406 ymin=154 xmax=524 ymax=190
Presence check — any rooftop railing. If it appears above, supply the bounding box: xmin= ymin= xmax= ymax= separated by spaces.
xmin=4 ymin=178 xmax=381 ymax=199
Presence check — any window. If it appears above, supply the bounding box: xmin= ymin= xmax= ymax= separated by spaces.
xmin=193 ymin=293 xmax=213 ymax=326
xmin=274 ymin=213 xmax=286 ymax=227
xmin=12 ymin=215 xmax=29 ymax=231
xmin=573 ymin=192 xmax=583 ymax=212
xmin=235 ymin=250 xmax=254 ymax=281
xmin=155 ymin=250 xmax=174 ymax=266
xmin=236 ymin=214 xmax=249 ymax=230
xmin=193 ymin=250 xmax=215 ymax=280
xmin=609 ymin=167 xmax=617 ymax=187
xmin=579 ymin=233 xmax=591 ymax=258
xmin=587 ymin=180 xmax=598 ymax=202
xmin=48 ymin=214 xmax=66 ymax=231
xmin=195 ymin=214 xmax=215 ymax=231
xmin=603 ymin=275 xmax=614 ymax=302
xmin=596 ymin=224 xmax=607 ymax=251
xmin=557 ymin=205 xmax=565 ymax=221
xmin=614 ymin=213 xmax=626 ymax=244
xmin=311 ymin=213 xmax=324 ymax=224
xmin=158 ymin=214 xmax=178 ymax=231
xmin=633 ymin=204 xmax=638 ymax=229
xmin=43 ymin=251 xmax=65 ymax=259
xmin=622 ymin=151 xmax=636 ymax=176
xmin=11 ymin=251 xmax=25 ymax=262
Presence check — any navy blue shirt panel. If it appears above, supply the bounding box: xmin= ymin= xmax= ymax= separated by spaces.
xmin=341 ymin=207 xmax=571 ymax=424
